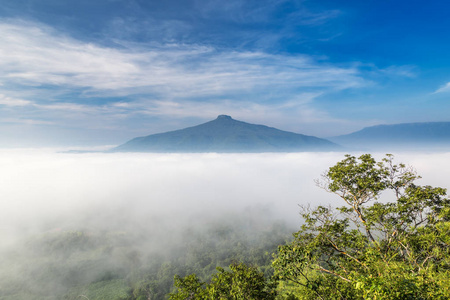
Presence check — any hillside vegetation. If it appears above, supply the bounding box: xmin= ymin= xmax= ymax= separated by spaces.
xmin=0 ymin=211 xmax=291 ymax=300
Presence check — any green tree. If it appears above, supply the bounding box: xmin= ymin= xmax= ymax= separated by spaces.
xmin=273 ymin=154 xmax=450 ymax=300
xmin=169 ymin=262 xmax=277 ymax=299
xmin=169 ymin=273 xmax=207 ymax=300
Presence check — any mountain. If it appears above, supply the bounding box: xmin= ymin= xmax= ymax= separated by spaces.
xmin=330 ymin=122 xmax=450 ymax=150
xmin=112 ymin=115 xmax=339 ymax=152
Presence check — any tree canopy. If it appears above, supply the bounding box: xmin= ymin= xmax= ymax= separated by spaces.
xmin=169 ymin=262 xmax=277 ymax=300
xmin=273 ymin=154 xmax=450 ymax=299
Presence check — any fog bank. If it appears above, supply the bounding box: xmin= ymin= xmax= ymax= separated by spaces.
xmin=1 ymin=150 xmax=449 ymax=244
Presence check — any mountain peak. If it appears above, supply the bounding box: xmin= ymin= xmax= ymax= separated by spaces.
xmin=113 ymin=116 xmax=339 ymax=152
xmin=216 ymin=115 xmax=233 ymax=120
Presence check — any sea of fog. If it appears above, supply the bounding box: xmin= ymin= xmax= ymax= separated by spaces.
xmin=1 ymin=149 xmax=450 ymax=246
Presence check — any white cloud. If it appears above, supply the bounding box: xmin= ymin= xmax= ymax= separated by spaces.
xmin=0 ymin=92 xmax=101 ymax=113
xmin=0 ymin=20 xmax=365 ymax=100
xmin=0 ymin=94 xmax=32 ymax=106
xmin=434 ymin=82 xmax=450 ymax=93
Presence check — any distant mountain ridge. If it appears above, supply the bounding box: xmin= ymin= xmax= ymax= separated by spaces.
xmin=330 ymin=122 xmax=450 ymax=150
xmin=113 ymin=115 xmax=339 ymax=152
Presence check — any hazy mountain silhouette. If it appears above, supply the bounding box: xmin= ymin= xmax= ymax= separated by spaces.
xmin=113 ymin=115 xmax=339 ymax=152
xmin=330 ymin=122 xmax=450 ymax=150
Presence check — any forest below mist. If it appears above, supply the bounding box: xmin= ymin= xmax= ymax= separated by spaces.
xmin=0 ymin=152 xmax=449 ymax=300
xmin=0 ymin=209 xmax=292 ymax=300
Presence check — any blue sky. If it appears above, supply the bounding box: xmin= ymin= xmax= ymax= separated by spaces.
xmin=1 ymin=0 xmax=450 ymax=146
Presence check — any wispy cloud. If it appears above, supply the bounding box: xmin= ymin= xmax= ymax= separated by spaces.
xmin=132 ymin=92 xmax=328 ymax=122
xmin=0 ymin=94 xmax=32 ymax=106
xmin=380 ymin=65 xmax=417 ymax=78
xmin=433 ymin=82 xmax=450 ymax=94
xmin=0 ymin=93 xmax=99 ymax=112
xmin=195 ymin=0 xmax=339 ymax=27
xmin=1 ymin=118 xmax=54 ymax=125
xmin=0 ymin=20 xmax=364 ymax=100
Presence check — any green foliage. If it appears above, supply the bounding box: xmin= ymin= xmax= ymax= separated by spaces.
xmin=169 ymin=274 xmax=207 ymax=300
xmin=273 ymin=154 xmax=450 ymax=300
xmin=169 ymin=262 xmax=277 ymax=300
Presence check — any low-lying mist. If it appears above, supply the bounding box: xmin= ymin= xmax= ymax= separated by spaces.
xmin=1 ymin=149 xmax=449 ymax=248
xmin=0 ymin=149 xmax=449 ymax=299
xmin=0 ymin=150 xmax=339 ymax=240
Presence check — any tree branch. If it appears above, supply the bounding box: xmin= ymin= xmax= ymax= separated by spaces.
xmin=316 ymin=266 xmax=352 ymax=283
